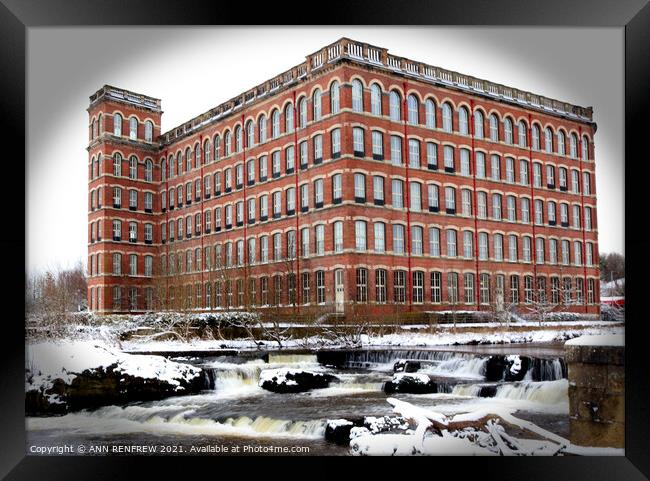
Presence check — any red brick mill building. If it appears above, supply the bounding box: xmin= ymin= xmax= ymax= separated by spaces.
xmin=87 ymin=38 xmax=600 ymax=317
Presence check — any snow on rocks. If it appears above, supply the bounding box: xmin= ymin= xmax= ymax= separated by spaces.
xmin=325 ymin=416 xmax=410 ymax=445
xmin=393 ymin=359 xmax=421 ymax=373
xmin=258 ymin=368 xmax=337 ymax=393
xmin=25 ymin=340 xmax=204 ymax=416
xmin=383 ymin=372 xmax=438 ymax=394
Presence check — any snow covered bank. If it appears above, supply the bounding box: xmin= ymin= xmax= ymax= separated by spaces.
xmin=26 ymin=340 xmax=204 ymax=415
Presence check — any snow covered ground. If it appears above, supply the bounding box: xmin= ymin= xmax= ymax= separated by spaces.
xmin=119 ymin=322 xmax=624 ymax=353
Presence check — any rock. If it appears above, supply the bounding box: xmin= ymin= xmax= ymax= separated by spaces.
xmin=393 ymin=360 xmax=421 ymax=373
xmin=316 ymin=350 xmax=348 ymax=368
xmin=258 ymin=369 xmax=337 ymax=393
xmin=26 ymin=363 xmax=205 ymax=416
xmin=325 ymin=418 xmax=364 ymax=445
xmin=383 ymin=373 xmax=437 ymax=394
xmin=484 ymin=355 xmax=531 ymax=382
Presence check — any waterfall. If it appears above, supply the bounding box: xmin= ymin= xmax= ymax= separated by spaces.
xmin=421 ymin=356 xmax=488 ymax=379
xmin=494 ymin=379 xmax=568 ymax=405
xmin=526 ymin=358 xmax=567 ymax=381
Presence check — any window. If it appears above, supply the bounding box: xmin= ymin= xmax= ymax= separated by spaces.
xmin=459 ymin=107 xmax=469 ymax=134
xmin=312 ymin=178 xmax=323 ymax=207
xmin=524 ymin=276 xmax=534 ymax=304
xmin=559 ymin=168 xmax=568 ymax=190
xmin=508 ymin=235 xmax=518 ymax=261
xmin=272 ymin=110 xmax=281 ymax=138
xmin=446 ymin=229 xmax=457 ymax=257
xmin=523 ymin=236 xmax=532 ymax=262
xmin=504 ymin=118 xmax=513 ymax=144
xmin=353 ymin=127 xmax=365 ymax=157
xmin=372 ymin=131 xmax=384 ymax=160
xmin=144 ymin=223 xmax=153 ymax=243
xmin=444 ymin=187 xmax=456 ymax=213
xmin=298 ymin=97 xmax=308 ymax=128
xmin=374 ymin=222 xmax=385 ymax=252
xmin=352 ymin=79 xmax=364 ymax=112
xmin=113 ymin=113 xmax=122 ymax=136
xmin=492 ymin=194 xmax=502 ymax=220
xmin=494 ymin=234 xmax=504 ymax=261
xmin=287 ymin=230 xmax=297 ymax=259
xmin=316 ymin=224 xmax=325 ymax=255
xmin=426 ymin=142 xmax=437 ymax=170
xmin=330 ymin=81 xmax=340 ymax=114
xmin=585 ymin=207 xmax=592 ymax=231
xmin=407 ymin=94 xmax=419 ymax=125
xmin=389 ymin=91 xmax=401 ymax=121
xmin=425 ymin=99 xmax=436 ymax=128
xmin=519 ymin=160 xmax=529 ymax=185
xmin=518 ymin=120 xmax=527 ymax=147
xmin=316 ymin=271 xmax=325 ymax=304
xmin=460 ymin=189 xmax=472 ymax=217
xmin=376 ymin=269 xmax=387 ymax=304
xmin=312 ymin=89 xmax=322 ymax=121
xmin=476 ymin=152 xmax=486 ymax=178
xmin=429 ymin=227 xmax=441 ymax=257
xmin=429 ymin=184 xmax=440 ymax=212
xmin=258 ymin=116 xmax=267 ymax=144
xmin=410 ymin=182 xmax=421 ymax=211
xmin=394 ymin=270 xmax=406 ymax=303
xmin=412 ymin=271 xmax=424 ymax=303
xmin=479 ymin=232 xmax=489 ymax=260
xmin=334 ymin=221 xmax=344 ymax=253
xmin=331 ymin=129 xmax=341 ymax=158
xmin=549 ymin=239 xmax=558 ymax=264
xmin=532 ymin=125 xmax=540 ymax=150
xmin=286 ymin=146 xmax=295 ymax=174
xmin=393 ymin=224 xmax=405 ymax=254
xmin=431 ymin=271 xmax=442 ymax=303
xmin=392 ymin=179 xmax=404 ymax=208
xmin=489 ymin=114 xmax=499 ymax=141
xmin=272 ymin=191 xmax=282 ymax=218
xmin=536 ymin=237 xmax=545 ymax=264
xmin=354 ymin=173 xmax=366 ymax=202
xmin=260 ymin=236 xmax=269 ymax=262
xmin=561 ymin=239 xmax=570 ymax=265
xmin=286 ymin=187 xmax=296 ymax=215
xmin=442 ymin=103 xmax=453 ymax=132
xmin=443 ymin=145 xmax=454 ymax=171
xmin=356 ymin=268 xmax=368 ymax=303
xmin=546 ymin=165 xmax=555 ymax=188
xmin=313 ymin=135 xmax=323 ymax=163
xmin=113 ymin=153 xmax=122 ymax=177
xmin=332 ymin=174 xmax=342 ymax=203
xmin=246 ymin=121 xmax=254 ymax=148
xmin=112 ymin=253 xmax=122 ymax=275
xmin=390 ymin=136 xmax=402 ymax=165
xmin=355 ymin=220 xmax=367 ymax=251
xmin=464 ymin=273 xmax=475 ymax=304
xmin=259 ymin=156 xmax=268 ymax=181
xmin=477 ymin=192 xmax=487 ymax=219
xmin=474 ymin=110 xmax=484 ymax=138
xmin=370 ymin=83 xmax=382 ymax=115
xmin=535 ymin=199 xmax=544 ymax=225
xmin=574 ymin=241 xmax=583 ymax=265
xmin=460 ymin=149 xmax=470 ymax=176
xmin=301 ymin=272 xmax=310 ymax=304
xmin=533 ymin=163 xmax=542 ymax=187
xmin=462 ymin=230 xmax=473 ymax=258
xmin=480 ymin=274 xmax=490 ymax=305
xmin=272 ymin=151 xmax=281 ymax=178
xmin=411 ymin=226 xmax=423 ymax=255
xmin=582 ymin=135 xmax=589 ymax=160
xmin=557 ymin=131 xmax=566 ymax=155
xmin=520 ymin=197 xmax=531 ymax=223
xmin=570 ymin=134 xmax=578 ymax=158
xmin=448 ymin=272 xmax=459 ymax=304
xmin=284 ymin=104 xmax=294 ymax=134
xmin=490 ymin=154 xmax=501 ymax=180
xmin=113 ymin=187 xmax=122 ymax=208
xmin=583 ymin=172 xmax=591 ymax=195
xmin=560 ymin=203 xmax=569 ymax=226
xmin=300 ymin=183 xmax=309 ymax=211
xmin=373 ymin=176 xmax=385 ymax=204
xmin=571 ymin=170 xmax=580 ymax=193
xmin=510 ymin=275 xmax=520 ymax=304
xmin=273 ymin=233 xmax=282 ymax=261
xmin=129 ymin=189 xmax=137 ymax=210
xmin=545 ymin=127 xmax=553 ymax=153
xmin=129 ymin=254 xmax=137 ymax=276
xmin=505 ymin=157 xmax=515 ymax=183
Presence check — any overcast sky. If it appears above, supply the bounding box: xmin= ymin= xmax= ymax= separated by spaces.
xmin=26 ymin=27 xmax=624 ymax=275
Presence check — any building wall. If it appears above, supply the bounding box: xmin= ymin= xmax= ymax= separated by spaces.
xmin=87 ymin=55 xmax=600 ymax=315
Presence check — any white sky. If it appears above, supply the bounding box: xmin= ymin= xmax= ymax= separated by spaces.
xmin=26 ymin=27 xmax=624 ymax=275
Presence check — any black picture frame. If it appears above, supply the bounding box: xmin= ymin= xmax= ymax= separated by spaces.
xmin=1 ymin=1 xmax=647 ymax=478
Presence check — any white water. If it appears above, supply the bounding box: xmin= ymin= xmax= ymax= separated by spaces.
xmin=421 ymin=356 xmax=488 ymax=379
xmin=27 ymin=404 xmax=326 ymax=439
xmin=451 ymin=379 xmax=568 ymax=406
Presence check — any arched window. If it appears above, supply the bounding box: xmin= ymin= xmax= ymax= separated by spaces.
xmin=532 ymin=125 xmax=540 ymax=150
xmin=504 ymin=118 xmax=513 ymax=144
xmin=351 ymin=79 xmax=363 ymax=112
xmin=442 ymin=103 xmax=453 ymax=132
xmin=489 ymin=114 xmax=499 ymax=141
xmin=168 ymin=155 xmax=174 ymax=178
xmin=581 ymin=135 xmax=589 ymax=160
xmin=285 ymin=103 xmax=294 ymax=133
xmin=272 ymin=109 xmax=281 ymax=138
xmin=330 ymin=81 xmax=340 ymax=114
xmin=204 ymin=138 xmax=211 ymax=164
xmin=474 ymin=110 xmax=484 ymax=138
xmin=246 ymin=120 xmax=254 ymax=148
xmin=235 ymin=126 xmax=243 ymax=152
xmin=425 ymin=99 xmax=436 ymax=128
xmin=370 ymin=83 xmax=382 ymax=115
xmin=185 ymin=147 xmax=192 ymax=172
xmin=129 ymin=117 xmax=138 ymax=140
xmin=298 ymin=97 xmax=308 ymax=128
xmin=544 ymin=127 xmax=553 ymax=153
xmin=407 ymin=94 xmax=419 ymax=125
xmin=570 ymin=133 xmax=578 ymax=158
xmin=98 ymin=113 xmax=103 ymax=135
xmin=144 ymin=159 xmax=153 ymax=182
xmin=312 ymin=89 xmax=322 ymax=121
xmin=224 ymin=130 xmax=232 ymax=156
xmin=389 ymin=91 xmax=401 ymax=121
xmin=113 ymin=113 xmax=122 ymax=136
xmin=258 ymin=115 xmax=267 ymax=143
xmin=214 ymin=134 xmax=221 ymax=160
xmin=113 ymin=152 xmax=122 ymax=176
xmin=177 ymin=151 xmax=182 ymax=176
xmin=518 ymin=120 xmax=527 ymax=147
xmin=144 ymin=120 xmax=153 ymax=142
xmin=557 ymin=130 xmax=566 ymax=155
xmin=458 ymin=106 xmax=469 ymax=135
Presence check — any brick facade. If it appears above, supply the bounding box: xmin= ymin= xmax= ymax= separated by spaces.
xmin=87 ymin=38 xmax=600 ymax=316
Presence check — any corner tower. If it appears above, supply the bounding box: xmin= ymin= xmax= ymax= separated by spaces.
xmin=87 ymin=86 xmax=162 ymax=312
